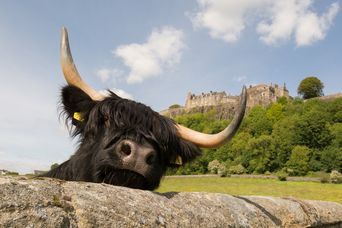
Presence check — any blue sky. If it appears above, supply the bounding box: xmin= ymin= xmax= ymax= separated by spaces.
xmin=0 ymin=0 xmax=341 ymax=173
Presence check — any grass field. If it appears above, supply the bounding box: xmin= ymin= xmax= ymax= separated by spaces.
xmin=156 ymin=176 xmax=342 ymax=204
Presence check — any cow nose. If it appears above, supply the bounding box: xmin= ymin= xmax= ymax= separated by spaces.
xmin=145 ymin=150 xmax=156 ymax=165
xmin=119 ymin=140 xmax=157 ymax=175
xmin=120 ymin=143 xmax=132 ymax=156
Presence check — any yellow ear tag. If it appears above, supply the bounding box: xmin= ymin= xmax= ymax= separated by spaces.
xmin=174 ymin=155 xmax=183 ymax=165
xmin=73 ymin=112 xmax=83 ymax=121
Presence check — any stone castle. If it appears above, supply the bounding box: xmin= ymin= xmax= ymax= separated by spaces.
xmin=185 ymin=83 xmax=289 ymax=110
xmin=160 ymin=83 xmax=290 ymax=118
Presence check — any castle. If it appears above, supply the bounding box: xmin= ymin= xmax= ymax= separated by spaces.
xmin=185 ymin=83 xmax=289 ymax=110
xmin=160 ymin=83 xmax=290 ymax=118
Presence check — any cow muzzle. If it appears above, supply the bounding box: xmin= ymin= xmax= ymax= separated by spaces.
xmin=117 ymin=139 xmax=157 ymax=177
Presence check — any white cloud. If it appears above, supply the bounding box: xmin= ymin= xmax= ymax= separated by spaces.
xmin=96 ymin=68 xmax=124 ymax=83
xmin=99 ymin=88 xmax=134 ymax=100
xmin=257 ymin=1 xmax=340 ymax=46
xmin=295 ymin=2 xmax=339 ymax=46
xmin=191 ymin=0 xmax=264 ymax=43
xmin=114 ymin=27 xmax=185 ymax=83
xmin=191 ymin=0 xmax=339 ymax=46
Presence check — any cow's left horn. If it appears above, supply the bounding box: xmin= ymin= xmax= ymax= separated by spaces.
xmin=60 ymin=27 xmax=104 ymax=101
xmin=176 ymin=86 xmax=247 ymax=148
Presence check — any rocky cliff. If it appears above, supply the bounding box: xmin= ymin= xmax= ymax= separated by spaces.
xmin=161 ymin=104 xmax=237 ymax=120
xmin=1 ymin=176 xmax=341 ymax=227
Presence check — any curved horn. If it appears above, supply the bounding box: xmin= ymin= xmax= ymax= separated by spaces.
xmin=176 ymin=86 xmax=247 ymax=148
xmin=60 ymin=27 xmax=104 ymax=101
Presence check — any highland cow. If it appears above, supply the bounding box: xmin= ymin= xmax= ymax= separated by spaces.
xmin=42 ymin=28 xmax=247 ymax=190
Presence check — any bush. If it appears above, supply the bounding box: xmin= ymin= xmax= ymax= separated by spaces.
xmin=228 ymin=164 xmax=246 ymax=174
xmin=306 ymin=171 xmax=325 ymax=177
xmin=265 ymin=171 xmax=272 ymax=175
xmin=285 ymin=146 xmax=310 ymax=176
xmin=277 ymin=172 xmax=288 ymax=181
xmin=208 ymin=160 xmax=221 ymax=174
xmin=217 ymin=163 xmax=228 ymax=177
xmin=330 ymin=170 xmax=342 ymax=184
xmin=320 ymin=175 xmax=330 ymax=183
xmin=169 ymin=104 xmax=181 ymax=109
xmin=6 ymin=172 xmax=19 ymax=176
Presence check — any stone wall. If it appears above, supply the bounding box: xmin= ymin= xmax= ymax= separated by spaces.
xmin=185 ymin=91 xmax=239 ymax=109
xmin=313 ymin=93 xmax=342 ymax=101
xmin=1 ymin=176 xmax=341 ymax=227
xmin=246 ymin=83 xmax=289 ymax=108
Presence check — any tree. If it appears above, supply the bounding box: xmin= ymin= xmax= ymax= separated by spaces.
xmin=247 ymin=135 xmax=274 ymax=173
xmin=321 ymin=147 xmax=342 ymax=172
xmin=169 ymin=104 xmax=181 ymax=109
xmin=294 ymin=110 xmax=332 ymax=149
xmin=245 ymin=107 xmax=272 ymax=137
xmin=286 ymin=146 xmax=311 ymax=176
xmin=270 ymin=116 xmax=299 ymax=170
xmin=50 ymin=163 xmax=59 ymax=170
xmin=297 ymin=76 xmax=324 ymax=99
xmin=266 ymin=103 xmax=285 ymax=124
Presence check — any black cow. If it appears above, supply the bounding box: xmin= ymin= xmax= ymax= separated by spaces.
xmin=42 ymin=28 xmax=247 ymax=190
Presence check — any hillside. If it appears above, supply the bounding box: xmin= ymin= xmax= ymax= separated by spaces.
xmin=165 ymin=96 xmax=342 ymax=176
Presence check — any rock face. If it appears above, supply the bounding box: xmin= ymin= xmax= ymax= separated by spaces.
xmin=1 ymin=176 xmax=342 ymax=227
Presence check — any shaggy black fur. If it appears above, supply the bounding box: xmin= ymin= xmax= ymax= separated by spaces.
xmin=42 ymin=85 xmax=201 ymax=190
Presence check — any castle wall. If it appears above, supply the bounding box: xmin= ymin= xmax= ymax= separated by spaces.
xmin=185 ymin=91 xmax=239 ymax=109
xmin=185 ymin=83 xmax=290 ymax=110
xmin=162 ymin=83 xmax=291 ymax=118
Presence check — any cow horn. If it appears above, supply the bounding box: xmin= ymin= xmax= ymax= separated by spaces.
xmin=60 ymin=27 xmax=104 ymax=101
xmin=176 ymin=86 xmax=247 ymax=148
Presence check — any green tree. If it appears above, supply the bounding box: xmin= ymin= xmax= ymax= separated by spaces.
xmin=286 ymin=146 xmax=311 ymax=176
xmin=169 ymin=104 xmax=181 ymax=109
xmin=247 ymin=135 xmax=274 ymax=173
xmin=330 ymin=123 xmax=342 ymax=148
xmin=297 ymin=76 xmax=324 ymax=99
xmin=228 ymin=132 xmax=252 ymax=167
xmin=321 ymin=147 xmax=342 ymax=172
xmin=294 ymin=110 xmax=332 ymax=149
xmin=277 ymin=96 xmax=288 ymax=105
xmin=270 ymin=116 xmax=299 ymax=170
xmin=245 ymin=107 xmax=272 ymax=137
xmin=50 ymin=163 xmax=59 ymax=170
xmin=266 ymin=103 xmax=285 ymax=124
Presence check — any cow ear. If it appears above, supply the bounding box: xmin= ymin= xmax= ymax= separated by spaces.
xmin=171 ymin=139 xmax=202 ymax=166
xmin=61 ymin=85 xmax=97 ymax=127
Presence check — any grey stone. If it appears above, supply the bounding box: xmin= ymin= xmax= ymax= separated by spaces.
xmin=0 ymin=176 xmax=341 ymax=227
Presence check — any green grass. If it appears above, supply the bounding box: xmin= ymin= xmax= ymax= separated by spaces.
xmin=156 ymin=176 xmax=342 ymax=204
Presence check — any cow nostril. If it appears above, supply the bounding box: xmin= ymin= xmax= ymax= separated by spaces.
xmin=146 ymin=153 xmax=155 ymax=165
xmin=121 ymin=143 xmax=131 ymax=156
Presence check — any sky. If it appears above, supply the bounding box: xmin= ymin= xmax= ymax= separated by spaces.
xmin=0 ymin=0 xmax=341 ymax=174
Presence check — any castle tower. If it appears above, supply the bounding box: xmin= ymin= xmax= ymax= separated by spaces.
xmin=185 ymin=92 xmax=192 ymax=109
